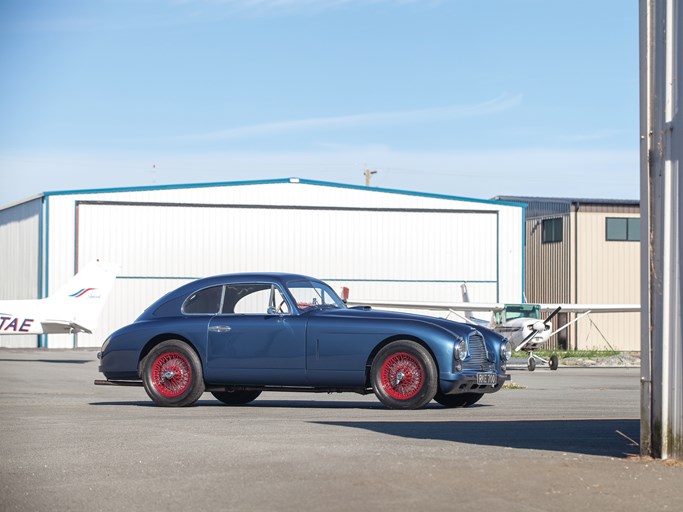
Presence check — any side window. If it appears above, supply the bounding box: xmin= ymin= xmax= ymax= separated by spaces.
xmin=222 ymin=284 xmax=290 ymax=315
xmin=182 ymin=286 xmax=223 ymax=315
xmin=542 ymin=217 xmax=563 ymax=243
xmin=606 ymin=217 xmax=640 ymax=241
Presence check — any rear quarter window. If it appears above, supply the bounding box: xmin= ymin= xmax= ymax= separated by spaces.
xmin=182 ymin=286 xmax=223 ymax=315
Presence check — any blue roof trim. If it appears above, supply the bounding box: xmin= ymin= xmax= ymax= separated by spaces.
xmin=41 ymin=177 xmax=526 ymax=209
xmin=42 ymin=178 xmax=294 ymax=198
xmin=294 ymin=179 xmax=527 ymax=208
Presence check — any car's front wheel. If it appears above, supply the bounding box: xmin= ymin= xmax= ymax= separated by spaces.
xmin=371 ymin=340 xmax=437 ymax=409
xmin=141 ymin=340 xmax=205 ymax=407
xmin=433 ymin=391 xmax=483 ymax=408
xmin=211 ymin=390 xmax=262 ymax=405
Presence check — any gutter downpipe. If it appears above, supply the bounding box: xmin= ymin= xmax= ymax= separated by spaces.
xmin=574 ymin=201 xmax=580 ymax=351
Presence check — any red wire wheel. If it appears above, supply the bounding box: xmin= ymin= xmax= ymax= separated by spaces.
xmin=142 ymin=340 xmax=205 ymax=406
xmin=371 ymin=340 xmax=438 ymax=409
xmin=380 ymin=352 xmax=424 ymax=400
xmin=150 ymin=351 xmax=192 ymax=397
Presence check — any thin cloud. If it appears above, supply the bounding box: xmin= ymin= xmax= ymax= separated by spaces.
xmin=172 ymin=93 xmax=522 ymax=142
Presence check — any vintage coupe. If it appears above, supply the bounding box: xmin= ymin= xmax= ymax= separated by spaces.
xmin=96 ymin=273 xmax=511 ymax=409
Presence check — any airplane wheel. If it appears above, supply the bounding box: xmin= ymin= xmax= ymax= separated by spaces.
xmin=549 ymin=355 xmax=559 ymax=371
xmin=527 ymin=358 xmax=536 ymax=372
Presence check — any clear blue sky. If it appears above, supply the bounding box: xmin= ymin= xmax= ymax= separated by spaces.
xmin=0 ymin=0 xmax=639 ymax=207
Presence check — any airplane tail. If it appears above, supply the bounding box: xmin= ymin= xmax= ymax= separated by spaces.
xmin=45 ymin=261 xmax=120 ymax=334
xmin=460 ymin=283 xmax=477 ymax=322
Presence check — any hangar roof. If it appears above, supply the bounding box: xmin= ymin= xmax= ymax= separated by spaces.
xmin=3 ymin=177 xmax=526 ymax=211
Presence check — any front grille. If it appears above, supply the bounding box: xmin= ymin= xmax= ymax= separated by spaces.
xmin=463 ymin=331 xmax=495 ymax=372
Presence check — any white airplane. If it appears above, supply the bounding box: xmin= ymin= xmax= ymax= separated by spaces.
xmin=345 ymin=284 xmax=639 ymax=371
xmin=0 ymin=261 xmax=119 ymax=335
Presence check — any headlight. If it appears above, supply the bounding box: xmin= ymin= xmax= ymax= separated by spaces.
xmin=454 ymin=337 xmax=467 ymax=361
xmin=100 ymin=336 xmax=111 ymax=354
xmin=500 ymin=340 xmax=512 ymax=361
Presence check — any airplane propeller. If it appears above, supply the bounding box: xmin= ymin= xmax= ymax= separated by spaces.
xmin=519 ymin=306 xmax=562 ymax=347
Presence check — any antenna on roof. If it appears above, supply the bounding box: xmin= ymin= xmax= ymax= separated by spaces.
xmin=364 ymin=168 xmax=378 ymax=187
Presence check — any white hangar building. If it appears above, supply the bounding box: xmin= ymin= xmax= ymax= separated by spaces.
xmin=0 ymin=178 xmax=525 ymax=349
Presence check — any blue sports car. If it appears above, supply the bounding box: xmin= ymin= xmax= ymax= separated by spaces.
xmin=96 ymin=273 xmax=511 ymax=409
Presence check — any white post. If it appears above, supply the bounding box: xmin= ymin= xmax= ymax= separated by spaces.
xmin=640 ymin=0 xmax=683 ymax=460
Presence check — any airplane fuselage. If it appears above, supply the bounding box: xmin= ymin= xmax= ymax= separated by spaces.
xmin=0 ymin=261 xmax=120 ymax=336
xmin=0 ymin=314 xmax=35 ymax=333
xmin=493 ymin=317 xmax=552 ymax=351
xmin=0 ymin=299 xmax=70 ymax=335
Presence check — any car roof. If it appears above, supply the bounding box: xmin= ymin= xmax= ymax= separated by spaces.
xmin=191 ymin=272 xmax=321 ymax=287
xmin=162 ymin=272 xmax=325 ymax=300
xmin=140 ymin=272 xmax=328 ymax=319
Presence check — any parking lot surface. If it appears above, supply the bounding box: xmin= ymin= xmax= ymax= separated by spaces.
xmin=1 ymin=349 xmax=681 ymax=512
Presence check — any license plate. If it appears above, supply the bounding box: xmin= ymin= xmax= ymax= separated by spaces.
xmin=476 ymin=373 xmax=497 ymax=385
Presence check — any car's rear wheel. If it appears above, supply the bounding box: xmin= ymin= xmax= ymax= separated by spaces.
xmin=371 ymin=340 xmax=437 ymax=409
xmin=433 ymin=391 xmax=483 ymax=408
xmin=141 ymin=340 xmax=205 ymax=407
xmin=211 ymin=390 xmax=262 ymax=405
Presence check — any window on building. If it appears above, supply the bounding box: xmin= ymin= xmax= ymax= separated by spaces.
xmin=606 ymin=217 xmax=640 ymax=241
xmin=542 ymin=217 xmax=563 ymax=243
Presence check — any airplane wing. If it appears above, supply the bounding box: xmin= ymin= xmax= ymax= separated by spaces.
xmin=537 ymin=304 xmax=640 ymax=313
xmin=346 ymin=299 xmax=640 ymax=314
xmin=346 ymin=299 xmax=505 ymax=312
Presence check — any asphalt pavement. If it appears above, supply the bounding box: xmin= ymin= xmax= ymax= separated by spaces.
xmin=0 ymin=349 xmax=681 ymax=512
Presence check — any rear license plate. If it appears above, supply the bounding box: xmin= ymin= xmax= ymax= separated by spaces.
xmin=476 ymin=373 xmax=497 ymax=385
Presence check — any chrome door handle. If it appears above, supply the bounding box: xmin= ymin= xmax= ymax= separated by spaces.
xmin=208 ymin=325 xmax=231 ymax=333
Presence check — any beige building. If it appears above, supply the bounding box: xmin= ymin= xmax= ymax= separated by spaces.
xmin=496 ymin=197 xmax=640 ymax=352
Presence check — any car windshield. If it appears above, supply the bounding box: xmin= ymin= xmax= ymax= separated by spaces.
xmin=286 ymin=280 xmax=346 ymax=312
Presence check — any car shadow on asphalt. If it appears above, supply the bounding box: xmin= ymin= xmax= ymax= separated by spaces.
xmin=89 ymin=399 xmax=491 ymax=409
xmin=312 ymin=418 xmax=640 ymax=458
xmin=0 ymin=358 xmax=92 ymax=364
xmin=90 ymin=399 xmax=394 ymax=409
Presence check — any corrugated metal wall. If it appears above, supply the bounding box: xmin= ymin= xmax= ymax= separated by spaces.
xmin=0 ymin=198 xmax=42 ymax=348
xmin=521 ymin=198 xmax=640 ymax=351
xmin=574 ymin=210 xmax=640 ymax=351
xmin=525 ymin=215 xmax=571 ymax=304
xmin=73 ymin=202 xmax=504 ymax=347
xmin=7 ymin=180 xmax=523 ymax=349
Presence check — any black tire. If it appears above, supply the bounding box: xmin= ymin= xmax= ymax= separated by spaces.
xmin=433 ymin=391 xmax=483 ymax=408
xmin=549 ymin=355 xmax=559 ymax=371
xmin=370 ymin=340 xmax=437 ymax=410
xmin=527 ymin=358 xmax=536 ymax=372
xmin=141 ymin=340 xmax=205 ymax=407
xmin=211 ymin=390 xmax=262 ymax=405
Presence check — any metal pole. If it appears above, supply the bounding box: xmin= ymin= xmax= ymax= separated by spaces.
xmin=640 ymin=0 xmax=683 ymax=460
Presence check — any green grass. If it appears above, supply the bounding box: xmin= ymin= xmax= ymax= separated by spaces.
xmin=521 ymin=350 xmax=620 ymax=359
xmin=502 ymin=382 xmax=527 ymax=390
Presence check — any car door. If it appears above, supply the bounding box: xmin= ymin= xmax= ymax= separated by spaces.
xmin=204 ymin=283 xmax=307 ymax=385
